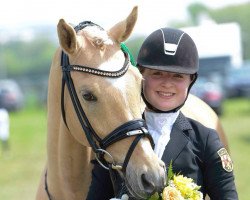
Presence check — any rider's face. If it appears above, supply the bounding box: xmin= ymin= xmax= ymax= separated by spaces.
xmin=142 ymin=69 xmax=192 ymax=112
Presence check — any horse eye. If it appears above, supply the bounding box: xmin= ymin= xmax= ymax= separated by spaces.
xmin=82 ymin=92 xmax=97 ymax=102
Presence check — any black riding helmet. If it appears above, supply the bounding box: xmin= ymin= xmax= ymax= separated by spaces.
xmin=137 ymin=27 xmax=199 ymax=113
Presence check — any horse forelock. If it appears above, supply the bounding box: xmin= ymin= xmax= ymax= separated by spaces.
xmin=71 ymin=24 xmax=123 ymax=70
xmin=82 ymin=26 xmax=113 ymax=47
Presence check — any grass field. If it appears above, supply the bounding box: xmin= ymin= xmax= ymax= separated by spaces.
xmin=220 ymin=98 xmax=250 ymax=200
xmin=0 ymin=98 xmax=249 ymax=199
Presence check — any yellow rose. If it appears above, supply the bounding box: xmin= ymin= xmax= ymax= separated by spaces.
xmin=162 ymin=186 xmax=184 ymax=200
xmin=173 ymin=175 xmax=201 ymax=199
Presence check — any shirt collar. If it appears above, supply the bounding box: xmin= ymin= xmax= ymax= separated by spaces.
xmin=145 ymin=110 xmax=180 ymax=136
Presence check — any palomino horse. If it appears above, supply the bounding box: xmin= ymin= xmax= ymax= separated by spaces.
xmin=36 ymin=6 xmax=166 ymax=200
xmin=36 ymin=6 xmax=229 ymax=200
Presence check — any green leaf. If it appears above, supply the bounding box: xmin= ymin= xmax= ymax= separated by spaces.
xmin=167 ymin=160 xmax=174 ymax=182
xmin=148 ymin=192 xmax=160 ymax=200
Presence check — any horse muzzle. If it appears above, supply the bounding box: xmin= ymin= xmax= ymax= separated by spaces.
xmin=125 ymin=157 xmax=166 ymax=199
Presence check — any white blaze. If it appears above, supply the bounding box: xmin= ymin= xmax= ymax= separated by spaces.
xmin=98 ymin=59 xmax=131 ymax=114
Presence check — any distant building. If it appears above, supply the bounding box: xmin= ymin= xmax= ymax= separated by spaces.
xmin=182 ymin=21 xmax=242 ymax=68
xmin=182 ymin=21 xmax=242 ymax=86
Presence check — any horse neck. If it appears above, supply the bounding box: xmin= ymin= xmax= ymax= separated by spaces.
xmin=46 ymin=49 xmax=93 ymax=199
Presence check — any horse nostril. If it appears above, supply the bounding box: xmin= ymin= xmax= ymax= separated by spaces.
xmin=141 ymin=174 xmax=155 ymax=195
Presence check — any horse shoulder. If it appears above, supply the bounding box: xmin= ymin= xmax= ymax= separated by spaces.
xmin=181 ymin=94 xmax=229 ymax=152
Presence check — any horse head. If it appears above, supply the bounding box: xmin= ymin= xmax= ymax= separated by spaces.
xmin=40 ymin=6 xmax=165 ymax=200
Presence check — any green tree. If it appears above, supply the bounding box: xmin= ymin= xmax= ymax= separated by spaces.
xmin=187 ymin=3 xmax=209 ymax=26
xmin=1 ymin=38 xmax=56 ymax=77
xmin=169 ymin=2 xmax=250 ymax=61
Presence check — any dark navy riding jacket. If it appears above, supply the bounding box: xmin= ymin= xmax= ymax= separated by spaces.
xmin=86 ymin=112 xmax=238 ymax=200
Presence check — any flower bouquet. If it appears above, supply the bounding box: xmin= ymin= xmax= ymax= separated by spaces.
xmin=148 ymin=162 xmax=203 ymax=200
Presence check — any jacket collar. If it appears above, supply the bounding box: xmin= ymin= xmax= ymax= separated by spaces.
xmin=161 ymin=112 xmax=193 ymax=166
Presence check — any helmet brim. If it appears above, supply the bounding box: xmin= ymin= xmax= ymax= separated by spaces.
xmin=140 ymin=64 xmax=197 ymax=75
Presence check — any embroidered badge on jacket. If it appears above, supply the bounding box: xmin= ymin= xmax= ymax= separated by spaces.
xmin=217 ymin=148 xmax=233 ymax=172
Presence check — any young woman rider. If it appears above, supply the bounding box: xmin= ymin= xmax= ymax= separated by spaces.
xmin=87 ymin=27 xmax=238 ymax=200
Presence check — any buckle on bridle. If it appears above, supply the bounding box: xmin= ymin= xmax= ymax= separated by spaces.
xmin=126 ymin=127 xmax=148 ymax=136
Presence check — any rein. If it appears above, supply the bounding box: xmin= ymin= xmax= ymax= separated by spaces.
xmin=45 ymin=21 xmax=154 ymax=199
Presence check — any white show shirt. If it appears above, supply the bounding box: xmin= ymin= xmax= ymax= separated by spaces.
xmin=145 ymin=110 xmax=180 ymax=159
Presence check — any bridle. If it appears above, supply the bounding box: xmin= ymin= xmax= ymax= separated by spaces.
xmin=45 ymin=21 xmax=154 ymax=199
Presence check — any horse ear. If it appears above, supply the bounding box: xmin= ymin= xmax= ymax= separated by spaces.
xmin=108 ymin=6 xmax=138 ymax=43
xmin=57 ymin=19 xmax=78 ymax=54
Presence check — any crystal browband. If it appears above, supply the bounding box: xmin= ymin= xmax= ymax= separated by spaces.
xmin=62 ymin=51 xmax=130 ymax=78
xmin=68 ymin=61 xmax=128 ymax=77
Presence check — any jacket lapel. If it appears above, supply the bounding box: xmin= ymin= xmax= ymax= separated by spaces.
xmin=161 ymin=112 xmax=193 ymax=166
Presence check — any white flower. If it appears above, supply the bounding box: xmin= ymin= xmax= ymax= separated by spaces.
xmin=162 ymin=186 xmax=184 ymax=200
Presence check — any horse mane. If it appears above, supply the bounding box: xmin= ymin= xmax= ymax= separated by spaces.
xmin=82 ymin=26 xmax=113 ymax=48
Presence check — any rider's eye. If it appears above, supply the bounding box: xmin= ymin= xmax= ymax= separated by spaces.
xmin=151 ymin=71 xmax=163 ymax=78
xmin=82 ymin=92 xmax=97 ymax=102
xmin=173 ymin=74 xmax=183 ymax=78
xmin=152 ymin=71 xmax=162 ymax=76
